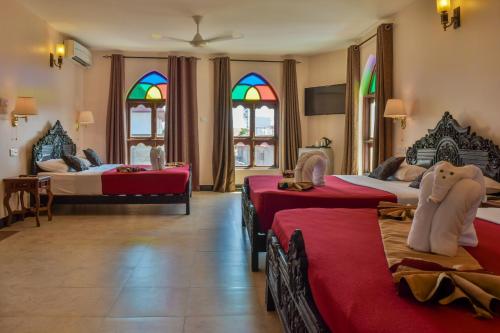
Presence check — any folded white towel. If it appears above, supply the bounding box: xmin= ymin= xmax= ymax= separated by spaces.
xmin=294 ymin=151 xmax=327 ymax=186
xmin=408 ymin=162 xmax=485 ymax=256
xmin=150 ymin=147 xmax=165 ymax=171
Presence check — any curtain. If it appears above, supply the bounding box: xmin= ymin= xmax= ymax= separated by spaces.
xmin=166 ymin=56 xmax=200 ymax=190
xmin=105 ymin=54 xmax=126 ymax=163
xmin=374 ymin=23 xmax=394 ymax=166
xmin=282 ymin=59 xmax=302 ymax=171
xmin=341 ymin=45 xmax=360 ymax=175
xmin=212 ymin=57 xmax=235 ymax=192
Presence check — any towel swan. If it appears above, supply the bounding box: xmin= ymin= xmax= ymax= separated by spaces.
xmin=294 ymin=151 xmax=328 ymax=186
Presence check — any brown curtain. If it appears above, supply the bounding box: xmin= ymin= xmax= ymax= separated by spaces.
xmin=282 ymin=59 xmax=302 ymax=170
xmin=106 ymin=54 xmax=126 ymax=163
xmin=166 ymin=56 xmax=200 ymax=190
xmin=212 ymin=57 xmax=235 ymax=192
xmin=341 ymin=45 xmax=360 ymax=175
xmin=374 ymin=23 xmax=394 ymax=165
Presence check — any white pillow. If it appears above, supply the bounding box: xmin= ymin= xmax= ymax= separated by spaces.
xmin=37 ymin=159 xmax=69 ymax=173
xmin=393 ymin=164 xmax=427 ymax=182
xmin=485 ymin=176 xmax=500 ymax=194
xmin=78 ymin=157 xmax=92 ymax=168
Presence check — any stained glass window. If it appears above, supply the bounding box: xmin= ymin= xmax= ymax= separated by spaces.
xmin=232 ymin=73 xmax=277 ymax=101
xmin=127 ymin=71 xmax=168 ymax=100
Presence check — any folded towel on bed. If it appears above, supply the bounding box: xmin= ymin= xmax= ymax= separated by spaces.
xmin=379 ymin=218 xmax=500 ymax=319
xmin=294 ymin=151 xmax=327 ymax=186
xmin=408 ymin=162 xmax=485 ymax=256
xmin=116 ymin=166 xmax=147 ymax=173
xmin=277 ymin=178 xmax=314 ymax=191
xmin=150 ymin=147 xmax=166 ymax=171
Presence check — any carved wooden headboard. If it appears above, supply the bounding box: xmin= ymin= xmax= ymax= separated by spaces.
xmin=406 ymin=112 xmax=500 ymax=182
xmin=31 ymin=121 xmax=76 ymax=174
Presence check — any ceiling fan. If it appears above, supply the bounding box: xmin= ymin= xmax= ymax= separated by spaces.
xmin=153 ymin=15 xmax=243 ymax=48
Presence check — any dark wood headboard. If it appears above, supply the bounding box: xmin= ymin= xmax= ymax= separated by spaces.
xmin=31 ymin=121 xmax=76 ymax=174
xmin=406 ymin=112 xmax=500 ymax=182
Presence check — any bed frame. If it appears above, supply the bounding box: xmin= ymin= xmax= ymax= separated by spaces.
xmin=265 ymin=112 xmax=500 ymax=332
xmin=32 ymin=121 xmax=192 ymax=215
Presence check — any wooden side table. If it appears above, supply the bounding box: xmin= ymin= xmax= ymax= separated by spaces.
xmin=3 ymin=176 xmax=53 ymax=227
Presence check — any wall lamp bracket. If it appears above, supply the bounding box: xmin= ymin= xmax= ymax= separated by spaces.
xmin=440 ymin=6 xmax=461 ymax=31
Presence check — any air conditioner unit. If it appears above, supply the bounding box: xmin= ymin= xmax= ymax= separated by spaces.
xmin=64 ymin=40 xmax=92 ymax=68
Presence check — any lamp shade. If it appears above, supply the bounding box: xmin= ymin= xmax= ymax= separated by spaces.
xmin=436 ymin=0 xmax=451 ymax=13
xmin=384 ymin=99 xmax=407 ymax=118
xmin=78 ymin=111 xmax=94 ymax=124
xmin=13 ymin=97 xmax=38 ymax=115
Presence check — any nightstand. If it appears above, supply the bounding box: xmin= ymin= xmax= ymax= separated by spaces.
xmin=3 ymin=176 xmax=53 ymax=227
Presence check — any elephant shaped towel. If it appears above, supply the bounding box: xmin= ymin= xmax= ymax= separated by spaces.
xmin=150 ymin=147 xmax=165 ymax=171
xmin=407 ymin=161 xmax=486 ymax=256
xmin=294 ymin=151 xmax=328 ymax=186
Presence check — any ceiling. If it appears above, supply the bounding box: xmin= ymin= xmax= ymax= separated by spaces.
xmin=18 ymin=0 xmax=415 ymax=55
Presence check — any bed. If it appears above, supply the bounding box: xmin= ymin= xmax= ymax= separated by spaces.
xmin=243 ymin=112 xmax=500 ymax=271
xmin=265 ymin=112 xmax=500 ymax=332
xmin=32 ymin=121 xmax=192 ymax=214
xmin=267 ymin=208 xmax=500 ymax=333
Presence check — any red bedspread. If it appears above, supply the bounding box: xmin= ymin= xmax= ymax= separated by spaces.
xmin=101 ymin=165 xmax=190 ymax=195
xmin=272 ymin=208 xmax=500 ymax=333
xmin=248 ymin=175 xmax=396 ymax=232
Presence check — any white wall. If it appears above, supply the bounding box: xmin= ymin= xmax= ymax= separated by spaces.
xmin=393 ymin=0 xmax=500 ymax=154
xmin=0 ymin=1 xmax=84 ymax=219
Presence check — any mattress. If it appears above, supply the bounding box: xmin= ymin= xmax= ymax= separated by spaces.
xmin=39 ymin=164 xmax=120 ymax=195
xmin=247 ymin=175 xmax=418 ymax=232
xmin=272 ymin=208 xmax=500 ymax=333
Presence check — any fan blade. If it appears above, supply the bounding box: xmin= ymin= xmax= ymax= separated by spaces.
xmin=166 ymin=37 xmax=192 ymax=43
xmin=204 ymin=33 xmax=244 ymax=44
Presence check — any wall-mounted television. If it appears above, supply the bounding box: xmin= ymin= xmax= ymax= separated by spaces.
xmin=305 ymin=84 xmax=346 ymax=116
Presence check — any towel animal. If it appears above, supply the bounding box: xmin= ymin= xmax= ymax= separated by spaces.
xmin=294 ymin=151 xmax=327 ymax=186
xmin=150 ymin=147 xmax=165 ymax=171
xmin=408 ymin=161 xmax=485 ymax=256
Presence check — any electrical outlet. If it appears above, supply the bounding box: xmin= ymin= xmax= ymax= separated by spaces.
xmin=9 ymin=148 xmax=18 ymax=157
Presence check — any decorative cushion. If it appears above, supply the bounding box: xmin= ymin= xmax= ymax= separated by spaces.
xmin=369 ymin=156 xmax=405 ymax=180
xmin=79 ymin=157 xmax=92 ymax=168
xmin=393 ymin=164 xmax=427 ymax=182
xmin=62 ymin=155 xmax=89 ymax=172
xmin=83 ymin=148 xmax=103 ymax=166
xmin=36 ymin=159 xmax=69 ymax=173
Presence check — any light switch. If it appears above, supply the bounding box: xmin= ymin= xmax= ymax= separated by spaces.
xmin=9 ymin=148 xmax=18 ymax=157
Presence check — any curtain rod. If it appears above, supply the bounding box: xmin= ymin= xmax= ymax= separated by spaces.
xmin=209 ymin=58 xmax=302 ymax=64
xmin=357 ymin=33 xmax=377 ymax=47
xmin=102 ymin=55 xmax=201 ymax=60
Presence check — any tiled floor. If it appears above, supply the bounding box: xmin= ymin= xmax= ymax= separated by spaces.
xmin=0 ymin=192 xmax=281 ymax=333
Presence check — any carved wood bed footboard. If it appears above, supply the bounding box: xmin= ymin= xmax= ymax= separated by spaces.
xmin=266 ymin=230 xmax=329 ymax=333
xmin=242 ymin=177 xmax=268 ymax=271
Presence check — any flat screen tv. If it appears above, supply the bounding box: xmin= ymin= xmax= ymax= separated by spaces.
xmin=305 ymin=84 xmax=346 ymax=116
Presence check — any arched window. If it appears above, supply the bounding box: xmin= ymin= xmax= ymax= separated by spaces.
xmin=358 ymin=56 xmax=377 ymax=173
xmin=232 ymin=73 xmax=279 ymax=168
xmin=126 ymin=71 xmax=168 ymax=164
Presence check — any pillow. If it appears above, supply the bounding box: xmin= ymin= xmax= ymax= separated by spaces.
xmin=62 ymin=155 xmax=89 ymax=172
xmin=79 ymin=158 xmax=92 ymax=168
xmin=36 ymin=159 xmax=69 ymax=173
xmin=83 ymin=148 xmax=103 ymax=166
xmin=393 ymin=164 xmax=427 ymax=182
xmin=368 ymin=156 xmax=405 ymax=180
xmin=485 ymin=176 xmax=500 ymax=194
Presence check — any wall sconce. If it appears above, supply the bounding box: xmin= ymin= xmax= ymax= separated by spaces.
xmin=11 ymin=97 xmax=39 ymax=127
xmin=77 ymin=110 xmax=94 ymax=130
xmin=50 ymin=43 xmax=65 ymax=69
xmin=436 ymin=0 xmax=461 ymax=31
xmin=384 ymin=99 xmax=407 ymax=129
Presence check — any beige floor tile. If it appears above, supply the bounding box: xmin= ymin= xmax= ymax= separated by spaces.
xmin=103 ymin=317 xmax=184 ymax=333
xmin=109 ymin=287 xmax=189 ymax=317
xmin=184 ymin=315 xmax=282 ymax=333
xmin=187 ymin=287 xmax=264 ymax=316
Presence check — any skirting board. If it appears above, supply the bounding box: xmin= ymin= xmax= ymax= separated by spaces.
xmin=199 ymin=185 xmax=243 ymax=192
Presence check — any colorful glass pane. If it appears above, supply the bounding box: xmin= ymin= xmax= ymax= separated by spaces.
xmin=369 ymin=72 xmax=377 ymax=94
xmin=128 ymin=71 xmax=168 ymax=100
xmin=245 ymin=87 xmax=260 ymax=100
xmin=146 ymin=86 xmax=162 ymax=99
xmin=232 ymin=73 xmax=277 ymax=101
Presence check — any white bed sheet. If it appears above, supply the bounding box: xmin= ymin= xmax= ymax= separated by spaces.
xmin=39 ymin=164 xmax=121 ymax=195
xmin=476 ymin=208 xmax=500 ymax=225
xmin=336 ymin=175 xmax=419 ymax=205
